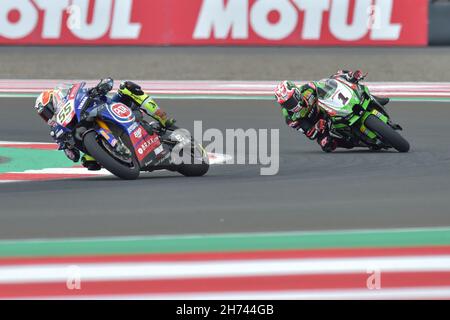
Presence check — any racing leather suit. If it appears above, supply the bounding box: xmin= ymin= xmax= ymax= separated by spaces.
xmin=52 ymin=80 xmax=174 ymax=170
xmin=279 ymin=70 xmax=389 ymax=152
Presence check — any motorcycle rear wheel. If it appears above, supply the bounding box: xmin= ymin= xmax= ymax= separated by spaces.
xmin=177 ymin=143 xmax=209 ymax=177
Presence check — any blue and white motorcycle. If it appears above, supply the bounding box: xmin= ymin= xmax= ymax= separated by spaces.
xmin=49 ymin=79 xmax=209 ymax=180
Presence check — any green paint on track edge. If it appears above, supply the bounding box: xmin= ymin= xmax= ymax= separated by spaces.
xmin=1 ymin=227 xmax=450 ymax=258
xmin=0 ymin=147 xmax=74 ymax=173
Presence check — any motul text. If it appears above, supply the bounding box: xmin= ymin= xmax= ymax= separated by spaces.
xmin=0 ymin=0 xmax=427 ymax=46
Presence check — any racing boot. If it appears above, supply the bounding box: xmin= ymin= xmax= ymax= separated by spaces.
xmin=319 ymin=136 xmax=338 ymax=153
xmin=319 ymin=136 xmax=354 ymax=152
xmin=81 ymin=154 xmax=102 ymax=171
xmin=373 ymin=95 xmax=390 ymax=106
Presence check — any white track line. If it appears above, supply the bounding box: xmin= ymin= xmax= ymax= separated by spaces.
xmin=1 ymin=255 xmax=450 ymax=284
xmin=19 ymin=168 xmax=111 ymax=175
xmin=0 ymin=141 xmax=53 ymax=145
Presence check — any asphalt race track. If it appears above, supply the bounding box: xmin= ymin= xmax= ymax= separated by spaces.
xmin=0 ymin=97 xmax=450 ymax=239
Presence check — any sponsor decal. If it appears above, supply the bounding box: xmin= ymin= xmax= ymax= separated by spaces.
xmin=143 ymin=159 xmax=153 ymax=167
xmin=111 ymin=104 xmax=132 ymax=118
xmin=77 ymin=96 xmax=87 ymax=110
xmin=134 ymin=134 xmax=161 ymax=162
xmin=154 ymin=145 xmax=164 ymax=156
xmin=0 ymin=0 xmax=428 ymax=46
xmin=127 ymin=122 xmax=139 ymax=134
xmin=150 ymin=151 xmax=171 ymax=167
xmin=107 ymin=103 xmax=134 ymax=123
xmin=98 ymin=129 xmax=118 ymax=147
xmin=129 ymin=124 xmax=161 ymax=162
xmin=99 ymin=128 xmax=110 ymax=141
xmin=133 ymin=127 xmax=143 ymax=139
xmin=0 ymin=0 xmax=141 ymax=43
xmin=192 ymin=0 xmax=428 ymax=45
xmin=55 ymin=129 xmax=64 ymax=138
xmin=138 ymin=136 xmax=160 ymax=154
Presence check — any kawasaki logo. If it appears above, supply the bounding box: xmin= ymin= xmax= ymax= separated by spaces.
xmin=194 ymin=0 xmax=402 ymax=41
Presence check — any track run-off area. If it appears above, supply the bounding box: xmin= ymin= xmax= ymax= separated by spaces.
xmin=1 ymin=228 xmax=450 ymax=299
xmin=1 ymin=80 xmax=450 ymax=299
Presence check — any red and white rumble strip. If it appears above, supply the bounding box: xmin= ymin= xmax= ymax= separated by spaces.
xmin=1 ymin=247 xmax=450 ymax=299
xmin=0 ymin=141 xmax=231 ymax=183
xmin=1 ymin=80 xmax=450 ymax=98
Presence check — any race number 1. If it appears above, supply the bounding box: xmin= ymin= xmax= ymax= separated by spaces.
xmin=337 ymin=92 xmax=349 ymax=105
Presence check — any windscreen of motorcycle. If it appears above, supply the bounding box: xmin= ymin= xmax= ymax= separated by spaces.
xmin=316 ymin=79 xmax=354 ymax=117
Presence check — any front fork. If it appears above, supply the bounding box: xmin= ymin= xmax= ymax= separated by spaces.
xmin=96 ymin=120 xmax=118 ymax=147
xmin=94 ymin=120 xmax=132 ymax=158
xmin=358 ymin=109 xmax=389 ymax=140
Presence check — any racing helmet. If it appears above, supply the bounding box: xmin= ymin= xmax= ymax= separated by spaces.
xmin=34 ymin=90 xmax=56 ymax=122
xmin=275 ymin=81 xmax=305 ymax=113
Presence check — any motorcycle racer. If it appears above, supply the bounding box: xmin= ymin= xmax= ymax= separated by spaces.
xmin=34 ymin=78 xmax=176 ymax=170
xmin=275 ymin=70 xmax=389 ymax=152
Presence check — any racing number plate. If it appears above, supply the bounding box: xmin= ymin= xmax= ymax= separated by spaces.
xmin=56 ymin=101 xmax=76 ymax=127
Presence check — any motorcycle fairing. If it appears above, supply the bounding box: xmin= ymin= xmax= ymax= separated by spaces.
xmin=129 ymin=125 xmax=163 ymax=164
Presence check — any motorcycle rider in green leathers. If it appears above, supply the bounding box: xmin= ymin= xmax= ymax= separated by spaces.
xmin=275 ymin=70 xmax=390 ymax=152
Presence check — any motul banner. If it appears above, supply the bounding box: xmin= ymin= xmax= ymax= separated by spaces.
xmin=0 ymin=0 xmax=428 ymax=46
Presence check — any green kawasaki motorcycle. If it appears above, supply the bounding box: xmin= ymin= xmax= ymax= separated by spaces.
xmin=313 ymin=77 xmax=410 ymax=152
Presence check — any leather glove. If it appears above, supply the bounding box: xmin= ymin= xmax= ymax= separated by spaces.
xmin=91 ymin=78 xmax=114 ymax=96
xmin=305 ymin=119 xmax=327 ymax=140
xmin=352 ymin=70 xmax=364 ymax=82
xmin=335 ymin=70 xmax=365 ymax=83
xmin=287 ymin=120 xmax=301 ymax=130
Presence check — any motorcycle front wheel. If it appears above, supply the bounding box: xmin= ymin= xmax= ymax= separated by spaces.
xmin=364 ymin=115 xmax=410 ymax=153
xmin=83 ymin=131 xmax=140 ymax=180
